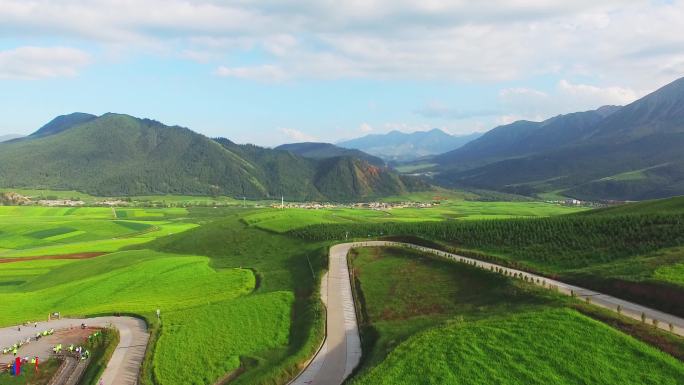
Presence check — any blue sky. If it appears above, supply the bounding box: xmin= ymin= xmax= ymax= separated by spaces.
xmin=1 ymin=1 xmax=683 ymax=146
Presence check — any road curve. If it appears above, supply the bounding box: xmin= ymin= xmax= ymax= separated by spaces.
xmin=0 ymin=316 xmax=149 ymax=385
xmin=290 ymin=240 xmax=684 ymax=385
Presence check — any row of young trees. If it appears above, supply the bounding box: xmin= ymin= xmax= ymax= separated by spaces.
xmin=289 ymin=214 xmax=684 ymax=270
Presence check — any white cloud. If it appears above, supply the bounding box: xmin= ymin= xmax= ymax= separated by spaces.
xmin=557 ymin=79 xmax=638 ymax=106
xmin=359 ymin=122 xmax=373 ymax=133
xmin=279 ymin=127 xmax=317 ymax=142
xmin=215 ymin=65 xmax=287 ymax=82
xmin=498 ymin=80 xmax=641 ymax=123
xmin=1 ymin=0 xmax=683 ymax=86
xmin=0 ymin=46 xmax=91 ymax=79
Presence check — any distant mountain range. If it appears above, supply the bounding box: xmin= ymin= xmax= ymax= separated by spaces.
xmin=275 ymin=142 xmax=385 ymax=166
xmin=337 ymin=128 xmax=482 ymax=162
xmin=425 ymin=76 xmax=684 ymax=201
xmin=0 ymin=134 xmax=24 ymax=143
xmin=0 ymin=113 xmax=426 ymax=200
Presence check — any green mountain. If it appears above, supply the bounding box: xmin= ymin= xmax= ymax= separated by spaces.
xmin=431 ymin=77 xmax=684 ymax=200
xmin=275 ymin=142 xmax=385 ymax=166
xmin=0 ymin=113 xmax=423 ymax=200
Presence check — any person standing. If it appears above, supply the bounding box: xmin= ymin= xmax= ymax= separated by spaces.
xmin=14 ymin=357 xmax=21 ymax=376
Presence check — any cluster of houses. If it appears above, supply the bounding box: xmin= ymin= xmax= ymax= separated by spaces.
xmin=37 ymin=199 xmax=85 ymax=207
xmin=270 ymin=201 xmax=436 ymax=210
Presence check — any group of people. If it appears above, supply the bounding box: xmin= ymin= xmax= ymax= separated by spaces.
xmin=67 ymin=344 xmax=90 ymax=360
xmin=3 ymin=356 xmax=39 ymax=376
xmin=2 ymin=324 xmax=55 ymax=357
xmin=35 ymin=328 xmax=55 ymax=341
xmin=1 ymin=334 xmax=36 ymax=356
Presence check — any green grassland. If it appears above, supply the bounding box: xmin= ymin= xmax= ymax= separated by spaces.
xmin=0 ymin=206 xmax=197 ymax=258
xmin=586 ymin=195 xmax=684 ymax=216
xmin=0 ymin=206 xmax=327 ymax=385
xmin=244 ymin=200 xmax=585 ymax=233
xmin=0 ymin=250 xmax=292 ymax=385
xmin=349 ymin=247 xmax=684 ymax=385
xmin=1 ymin=196 xmax=682 ymax=384
xmin=292 ymin=205 xmax=684 ymax=317
xmin=354 ymin=309 xmax=684 ymax=385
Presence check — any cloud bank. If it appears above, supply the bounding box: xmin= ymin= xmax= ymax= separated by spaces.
xmin=0 ymin=0 xmax=682 ymax=86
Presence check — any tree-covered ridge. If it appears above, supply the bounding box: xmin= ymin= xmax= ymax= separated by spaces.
xmin=0 ymin=113 xmax=424 ymax=200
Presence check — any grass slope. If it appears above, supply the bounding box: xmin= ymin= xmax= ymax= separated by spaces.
xmin=585 ymin=195 xmax=684 ymax=216
xmin=349 ymin=247 xmax=684 ymax=385
xmin=353 ymin=309 xmax=684 ymax=385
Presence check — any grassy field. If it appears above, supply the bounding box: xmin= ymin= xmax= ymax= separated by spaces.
xmin=349 ymin=247 xmax=684 ymax=385
xmin=0 ymin=206 xmax=328 ymax=385
xmin=585 ymin=196 xmax=684 ymax=216
xmin=354 ymin=309 xmax=684 ymax=385
xmin=144 ymin=210 xmax=329 ymax=385
xmin=1 ymin=195 xmax=681 ymax=384
xmin=244 ymin=200 xmax=584 ymax=233
xmin=0 ymin=206 xmax=197 ymax=259
xmin=292 ymin=204 xmax=684 ymax=317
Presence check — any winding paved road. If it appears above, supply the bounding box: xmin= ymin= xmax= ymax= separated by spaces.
xmin=290 ymin=241 xmax=684 ymax=385
xmin=0 ymin=316 xmax=148 ymax=385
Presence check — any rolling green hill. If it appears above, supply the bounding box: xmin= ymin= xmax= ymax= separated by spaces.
xmin=583 ymin=195 xmax=684 ymax=216
xmin=430 ymin=77 xmax=684 ymax=200
xmin=0 ymin=113 xmax=423 ymax=201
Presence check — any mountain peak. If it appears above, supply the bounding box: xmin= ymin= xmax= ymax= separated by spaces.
xmin=31 ymin=112 xmax=97 ymax=137
xmin=338 ymin=129 xmax=482 ymax=162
